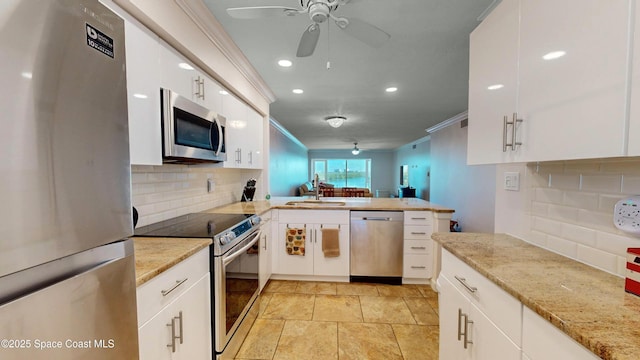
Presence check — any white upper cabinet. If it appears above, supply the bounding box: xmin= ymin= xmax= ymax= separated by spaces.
xmin=221 ymin=93 xmax=264 ymax=169
xmin=467 ymin=0 xmax=520 ymax=165
xmin=124 ymin=18 xmax=162 ymax=165
xmin=246 ymin=107 xmax=264 ymax=169
xmin=627 ymin=2 xmax=640 ymax=156
xmin=468 ymin=0 xmax=632 ymax=164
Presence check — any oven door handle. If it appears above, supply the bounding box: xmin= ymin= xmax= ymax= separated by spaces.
xmin=222 ymin=230 xmax=261 ymax=266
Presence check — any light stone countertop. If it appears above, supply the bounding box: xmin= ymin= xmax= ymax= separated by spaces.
xmin=206 ymin=196 xmax=455 ymax=215
xmin=133 ymin=237 xmax=211 ymax=286
xmin=432 ymin=232 xmax=640 ymax=360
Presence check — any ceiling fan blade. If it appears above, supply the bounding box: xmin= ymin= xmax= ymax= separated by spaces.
xmin=226 ymin=6 xmax=300 ymax=19
xmin=296 ymin=24 xmax=320 ymax=57
xmin=338 ymin=17 xmax=390 ymax=48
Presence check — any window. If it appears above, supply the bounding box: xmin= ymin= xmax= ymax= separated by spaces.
xmin=312 ymin=159 xmax=372 ymax=189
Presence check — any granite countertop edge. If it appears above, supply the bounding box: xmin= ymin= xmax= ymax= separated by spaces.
xmin=133 ymin=237 xmax=212 ymax=287
xmin=432 ymin=232 xmax=640 ymax=360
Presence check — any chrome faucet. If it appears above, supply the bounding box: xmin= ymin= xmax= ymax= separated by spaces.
xmin=314 ymin=173 xmax=320 ymax=200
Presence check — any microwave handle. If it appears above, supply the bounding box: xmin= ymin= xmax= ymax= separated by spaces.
xmin=209 ymin=122 xmax=215 ymax=152
xmin=215 ymin=120 xmax=223 ymax=156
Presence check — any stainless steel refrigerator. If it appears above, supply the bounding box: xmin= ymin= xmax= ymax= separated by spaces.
xmin=0 ymin=0 xmax=138 ymax=359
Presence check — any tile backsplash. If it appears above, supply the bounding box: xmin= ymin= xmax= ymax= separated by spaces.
xmin=132 ymin=165 xmax=262 ymax=227
xmin=525 ymin=158 xmax=640 ymax=277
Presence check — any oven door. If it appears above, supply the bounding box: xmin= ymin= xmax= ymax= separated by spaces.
xmin=214 ymin=228 xmax=260 ymax=353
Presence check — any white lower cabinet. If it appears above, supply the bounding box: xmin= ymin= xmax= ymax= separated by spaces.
xmin=137 ymin=248 xmax=211 ymax=360
xmin=275 ymin=210 xmax=350 ymax=277
xmin=258 ymin=212 xmax=272 ymax=292
xmin=403 ymin=211 xmax=434 ymax=282
xmin=439 ymin=249 xmax=522 ymax=360
xmin=522 ymin=307 xmax=599 ymax=360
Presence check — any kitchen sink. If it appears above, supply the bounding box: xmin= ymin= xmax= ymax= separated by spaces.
xmin=285 ymin=200 xmax=346 ymax=206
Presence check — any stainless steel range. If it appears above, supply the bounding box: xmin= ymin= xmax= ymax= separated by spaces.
xmin=135 ymin=212 xmax=262 ymax=358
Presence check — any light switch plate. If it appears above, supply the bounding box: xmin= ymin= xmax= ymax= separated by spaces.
xmin=614 ymin=196 xmax=640 ymax=234
xmin=504 ymin=172 xmax=520 ymax=191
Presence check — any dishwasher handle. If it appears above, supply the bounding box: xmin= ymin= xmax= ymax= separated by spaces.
xmin=361 ymin=217 xmax=394 ymax=221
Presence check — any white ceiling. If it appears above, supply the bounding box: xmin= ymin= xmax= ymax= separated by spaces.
xmin=203 ymin=0 xmax=495 ymax=150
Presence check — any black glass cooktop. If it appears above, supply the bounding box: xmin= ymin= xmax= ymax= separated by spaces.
xmin=134 ymin=213 xmax=251 ymax=239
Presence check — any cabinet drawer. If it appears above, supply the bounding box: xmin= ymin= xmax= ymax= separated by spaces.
xmin=403 ymin=254 xmax=432 ymax=278
xmin=404 ymin=240 xmax=431 ymax=255
xmin=279 ymin=210 xmax=349 ymax=224
xmin=136 ymin=248 xmax=209 ymax=326
xmin=404 ymin=211 xmax=433 ymax=225
xmin=441 ymin=249 xmax=522 ymax=346
xmin=404 ymin=225 xmax=433 ymax=240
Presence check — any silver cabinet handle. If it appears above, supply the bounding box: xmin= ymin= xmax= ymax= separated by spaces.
xmin=454 ymin=276 xmax=477 ymax=293
xmin=194 ymin=78 xmax=201 ymax=99
xmin=502 ymin=115 xmax=509 ymax=152
xmin=248 ymin=150 xmax=253 ymax=164
xmin=410 ymin=246 xmax=426 ymax=250
xmin=463 ymin=312 xmax=473 ymax=349
xmin=166 ymin=311 xmax=184 ymax=352
xmin=200 ymin=78 xmax=205 ymax=99
xmin=457 ymin=308 xmax=464 ymax=341
xmin=161 ymin=278 xmax=188 ymax=297
xmin=511 ymin=112 xmax=523 ymax=151
xmin=410 ymin=232 xmax=427 ymax=235
xmin=236 ymin=148 xmax=242 ymax=164
xmin=177 ymin=311 xmax=184 ymax=345
xmin=314 ymin=228 xmax=317 ymax=243
xmin=411 ymin=217 xmax=427 ymax=220
xmin=411 ymin=266 xmax=426 ymax=269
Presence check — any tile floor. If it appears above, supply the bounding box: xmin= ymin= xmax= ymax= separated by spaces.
xmin=234 ymin=280 xmax=439 ymax=360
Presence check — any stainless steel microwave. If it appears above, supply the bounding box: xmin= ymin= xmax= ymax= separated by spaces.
xmin=161 ymin=88 xmax=226 ymax=163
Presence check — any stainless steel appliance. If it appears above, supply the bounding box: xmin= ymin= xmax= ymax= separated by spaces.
xmin=0 ymin=1 xmax=138 ymax=358
xmin=135 ymin=212 xmax=262 ymax=358
xmin=350 ymin=211 xmax=404 ymax=285
xmin=161 ymin=88 xmax=227 ymax=163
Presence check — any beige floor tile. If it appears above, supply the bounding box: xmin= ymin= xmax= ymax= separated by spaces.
xmin=427 ymin=297 xmax=439 ymax=315
xmin=315 ymin=282 xmax=338 ymax=295
xmin=392 ymin=324 xmax=439 ymax=360
xmin=404 ymin=297 xmax=439 ymax=325
xmin=416 ymin=284 xmax=439 ymax=299
xmin=256 ymin=293 xmax=274 ymax=317
xmin=359 ymin=296 xmax=416 ymax=324
xmin=235 ymin=319 xmax=284 ymax=359
xmin=313 ymin=295 xmax=363 ymax=322
xmin=261 ymin=293 xmax=315 ymax=320
xmin=273 ymin=320 xmax=338 ymax=360
xmin=295 ymin=282 xmax=318 ymax=294
xmin=336 ymin=282 xmax=379 ymax=296
xmin=338 ymin=322 xmax=403 ymax=360
xmin=264 ymin=280 xmax=298 ymax=293
xmin=376 ymin=284 xmax=422 ymax=297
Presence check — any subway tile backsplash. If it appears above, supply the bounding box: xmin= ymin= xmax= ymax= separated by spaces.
xmin=131 ymin=165 xmax=262 ymax=227
xmin=525 ymin=159 xmax=640 ymax=276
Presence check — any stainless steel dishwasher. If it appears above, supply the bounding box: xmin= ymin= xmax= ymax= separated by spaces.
xmin=350 ymin=211 xmax=404 ymax=284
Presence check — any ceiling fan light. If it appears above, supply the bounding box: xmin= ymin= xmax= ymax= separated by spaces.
xmin=352 ymin=142 xmax=360 ymax=155
xmin=325 ymin=116 xmax=346 ymax=128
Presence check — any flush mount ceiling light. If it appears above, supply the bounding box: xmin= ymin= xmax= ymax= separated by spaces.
xmin=385 ymin=87 xmax=398 ymax=93
xmin=351 ymin=142 xmax=360 ymax=155
xmin=292 ymin=88 xmax=304 ymax=94
xmin=325 ymin=115 xmax=346 ymax=128
xmin=278 ymin=59 xmax=293 ymax=67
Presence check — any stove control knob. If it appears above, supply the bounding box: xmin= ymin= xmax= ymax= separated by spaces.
xmin=220 ymin=231 xmax=236 ymax=245
xmin=250 ymin=216 xmax=261 ymax=226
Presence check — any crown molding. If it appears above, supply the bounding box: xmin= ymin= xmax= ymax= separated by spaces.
xmin=425 ymin=110 xmax=468 ymax=134
xmin=174 ymin=0 xmax=276 ymax=104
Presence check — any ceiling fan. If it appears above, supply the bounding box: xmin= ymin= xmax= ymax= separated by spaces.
xmin=226 ymin=0 xmax=391 ymax=57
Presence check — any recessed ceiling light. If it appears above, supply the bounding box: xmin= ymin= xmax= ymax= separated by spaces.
xmin=178 ymin=62 xmax=194 ymax=70
xmin=278 ymin=59 xmax=293 ymax=67
xmin=487 ymin=84 xmax=504 ymax=90
xmin=133 ymin=93 xmax=148 ymax=99
xmin=542 ymin=51 xmax=566 ymax=60
xmin=385 ymin=87 xmax=398 ymax=93
xmin=292 ymin=89 xmax=304 ymax=94
xmin=219 ymin=90 xmax=229 ymax=95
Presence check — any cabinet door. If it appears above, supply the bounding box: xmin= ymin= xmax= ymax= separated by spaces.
xmin=517 ymin=0 xmax=630 ymax=162
xmin=276 ymin=222 xmax=313 ymax=275
xmin=438 ymin=275 xmax=472 ymax=360
xmin=139 ymin=274 xmax=211 ymax=360
xmin=259 ymin=219 xmax=272 ymax=291
xmin=159 ymin=45 xmax=196 ymax=99
xmin=124 ymin=20 xmax=162 ymax=165
xmin=201 ymin=77 xmax=223 ymax=114
xmin=627 ymin=2 xmax=640 ymax=156
xmin=467 ymin=0 xmax=519 ymax=165
xmin=221 ymin=93 xmax=248 ymax=167
xmin=246 ymin=107 xmax=264 ymax=169
xmin=312 ymin=224 xmax=350 ymax=276
xmin=468 ymin=302 xmax=521 ymax=360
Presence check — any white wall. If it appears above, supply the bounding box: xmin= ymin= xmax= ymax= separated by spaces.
xmin=308 ymin=149 xmax=395 ymax=196
xmin=495 ymin=158 xmax=640 ymax=277
xmin=269 ymin=121 xmax=309 ymax=196
xmin=430 ymin=122 xmax=496 ymax=233
xmin=394 ymin=138 xmax=431 ymax=200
